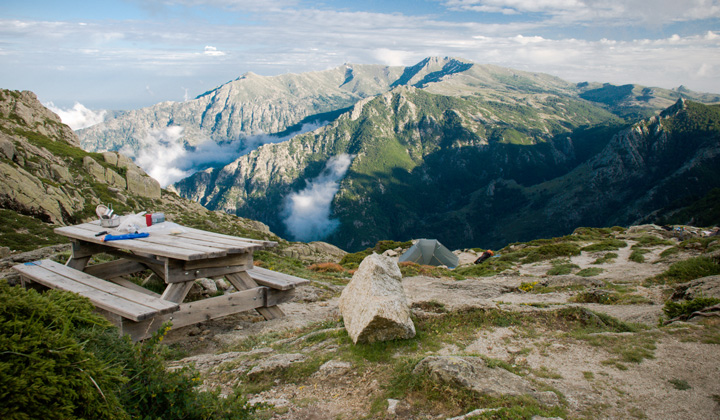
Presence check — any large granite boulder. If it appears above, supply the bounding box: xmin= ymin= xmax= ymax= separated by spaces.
xmin=339 ymin=253 xmax=415 ymax=344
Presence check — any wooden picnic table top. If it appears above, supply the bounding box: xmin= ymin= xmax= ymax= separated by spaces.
xmin=55 ymin=221 xmax=277 ymax=262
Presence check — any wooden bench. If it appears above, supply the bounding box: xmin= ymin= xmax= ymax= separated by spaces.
xmin=247 ymin=266 xmax=310 ymax=290
xmin=13 ymin=259 xmax=180 ymax=323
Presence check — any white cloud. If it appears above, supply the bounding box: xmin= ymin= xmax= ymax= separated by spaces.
xmin=204 ymin=45 xmax=226 ymax=56
xmin=282 ymin=154 xmax=353 ymax=242
xmin=118 ymin=120 xmax=328 ymax=187
xmin=45 ymin=102 xmax=106 ymax=130
xmin=372 ymin=48 xmax=415 ymax=66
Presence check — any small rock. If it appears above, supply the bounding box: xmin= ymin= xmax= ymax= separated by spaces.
xmin=197 ymin=278 xmax=218 ymax=294
xmin=387 ymin=399 xmax=400 ymax=416
xmin=247 ymin=353 xmax=306 ymax=379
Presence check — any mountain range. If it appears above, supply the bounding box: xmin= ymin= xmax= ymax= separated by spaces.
xmin=77 ymin=57 xmax=720 ymax=252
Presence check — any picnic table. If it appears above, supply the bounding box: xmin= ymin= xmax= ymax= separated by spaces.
xmin=13 ymin=221 xmax=309 ymax=341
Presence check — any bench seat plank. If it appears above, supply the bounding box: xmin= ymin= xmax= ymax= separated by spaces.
xmin=13 ymin=260 xmax=178 ymax=322
xmin=247 ymin=266 xmax=310 ymax=290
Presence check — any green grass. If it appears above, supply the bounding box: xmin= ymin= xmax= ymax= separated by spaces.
xmin=663 ymin=297 xmax=720 ymax=320
xmin=593 ymin=252 xmax=618 ymax=264
xmin=669 ymin=379 xmax=691 ymax=390
xmin=546 ymin=262 xmax=580 ymax=276
xmin=0 ymin=209 xmax=67 ymax=252
xmin=629 ymin=248 xmax=651 ymax=263
xmin=577 ymin=267 xmax=604 ymax=277
xmin=581 ymin=239 xmax=627 ymax=252
xmin=648 ymin=256 xmax=720 ymax=285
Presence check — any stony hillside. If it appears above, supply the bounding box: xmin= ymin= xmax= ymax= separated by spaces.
xmin=154 ymin=224 xmax=720 ymax=420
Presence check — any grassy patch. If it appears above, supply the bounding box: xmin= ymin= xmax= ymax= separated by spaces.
xmin=546 ymin=262 xmax=579 ymax=276
xmin=663 ymin=296 xmax=720 ymax=320
xmin=669 ymin=379 xmax=691 ymax=390
xmin=592 ymin=252 xmax=618 ymax=264
xmin=632 ymin=235 xmax=675 ymax=247
xmin=0 ymin=209 xmax=68 ymax=252
xmin=648 ymin=256 xmax=720 ymax=285
xmin=339 ymin=240 xmax=412 ymax=269
xmin=581 ymin=239 xmax=628 ymax=252
xmin=454 ymin=259 xmax=515 ymax=277
xmin=399 ymin=261 xmax=462 ymax=279
xmin=577 ymin=267 xmax=604 ymax=277
xmin=629 ymin=248 xmax=651 ymax=263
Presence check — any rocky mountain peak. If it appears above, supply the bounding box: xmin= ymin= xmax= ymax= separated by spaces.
xmin=0 ymin=90 xmax=80 ymax=148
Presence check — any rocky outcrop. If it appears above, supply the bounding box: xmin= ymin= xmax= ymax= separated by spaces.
xmin=413 ymin=356 xmax=559 ymax=406
xmin=0 ymin=89 xmax=164 ymax=225
xmin=339 ymin=253 xmax=415 ymax=344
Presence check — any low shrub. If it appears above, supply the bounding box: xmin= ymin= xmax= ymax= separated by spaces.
xmin=546 ymin=263 xmax=579 ymax=276
xmin=581 ymin=239 xmax=627 ymax=252
xmin=650 ymin=256 xmax=720 ymax=285
xmin=0 ymin=281 xmax=260 ymax=420
xmin=577 ymin=267 xmax=604 ymax=277
xmin=592 ymin=252 xmax=618 ymax=264
xmin=523 ymin=243 xmax=581 ymax=263
xmin=307 ymin=262 xmax=345 ymax=273
xmin=663 ymin=296 xmax=720 ymax=320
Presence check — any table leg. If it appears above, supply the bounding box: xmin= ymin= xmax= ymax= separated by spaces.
xmin=226 ymin=271 xmax=285 ymax=320
xmin=161 ymin=282 xmax=195 ymax=304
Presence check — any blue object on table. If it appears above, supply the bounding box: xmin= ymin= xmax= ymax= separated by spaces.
xmin=103 ymin=232 xmax=150 ymax=241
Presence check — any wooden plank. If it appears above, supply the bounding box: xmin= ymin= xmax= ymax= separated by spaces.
xmin=161 ymin=281 xmax=195 ymax=304
xmin=13 ymin=261 xmax=168 ymax=322
xmin=267 ymin=289 xmax=295 ymax=306
xmin=126 ymin=233 xmax=229 ymax=258
xmin=16 ymin=260 xmax=178 ymax=315
xmin=164 ymin=287 xmax=267 ymax=329
xmin=106 ymin=277 xmax=161 ymax=298
xmin=181 ymin=226 xmax=277 ymax=248
xmin=226 ymin=271 xmax=285 ymax=320
xmin=84 ymin=259 xmax=147 ymax=279
xmin=226 ymin=271 xmax=258 ymax=290
xmin=247 ymin=266 xmax=310 ymax=290
xmin=164 ymin=259 xmax=250 ymax=284
xmin=182 ymin=253 xmax=252 ymax=271
xmin=178 ymin=231 xmax=262 ymax=253
xmin=56 ymin=225 xmax=205 ymax=261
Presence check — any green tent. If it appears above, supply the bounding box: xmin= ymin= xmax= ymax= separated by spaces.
xmin=398 ymin=239 xmax=459 ymax=268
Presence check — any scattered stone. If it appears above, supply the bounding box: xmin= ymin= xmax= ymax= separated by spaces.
xmin=246 ymin=353 xmax=306 ymax=379
xmin=383 ymin=249 xmax=398 ymax=257
xmin=339 ymin=253 xmax=416 ymax=344
xmin=215 ymin=278 xmax=232 ymax=291
xmin=197 ymin=278 xmax=218 ymax=294
xmin=387 ymin=398 xmax=400 ymax=416
xmin=316 ymin=360 xmax=352 ymax=377
xmin=447 ymin=408 xmax=501 ymax=420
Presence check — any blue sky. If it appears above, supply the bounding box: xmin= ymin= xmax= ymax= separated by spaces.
xmin=2 ymin=0 xmax=719 ymax=116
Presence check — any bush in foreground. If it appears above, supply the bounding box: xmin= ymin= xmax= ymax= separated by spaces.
xmin=0 ymin=281 xmax=260 ymax=420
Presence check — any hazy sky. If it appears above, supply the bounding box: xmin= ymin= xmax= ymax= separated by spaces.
xmin=2 ymin=0 xmax=719 ymax=111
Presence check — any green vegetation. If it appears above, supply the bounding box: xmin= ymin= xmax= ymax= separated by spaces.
xmin=577 ymin=267 xmax=604 ymax=277
xmin=0 ymin=281 xmax=260 ymax=420
xmin=593 ymin=252 xmax=618 ymax=264
xmin=669 ymin=379 xmax=691 ymax=391
xmin=339 ymin=240 xmax=413 ymax=269
xmin=663 ymin=296 xmax=720 ymax=320
xmin=648 ymin=256 xmax=720 ymax=285
xmin=547 ymin=262 xmax=579 ymax=276
xmin=581 ymin=239 xmax=627 ymax=252
xmin=0 ymin=209 xmax=67 ymax=251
